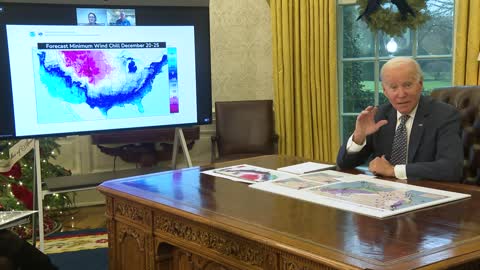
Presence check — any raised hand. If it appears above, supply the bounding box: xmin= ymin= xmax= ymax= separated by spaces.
xmin=352 ymin=106 xmax=388 ymax=144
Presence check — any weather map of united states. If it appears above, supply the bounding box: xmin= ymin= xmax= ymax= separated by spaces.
xmin=308 ymin=181 xmax=448 ymax=211
xmin=35 ymin=48 xmax=171 ymax=122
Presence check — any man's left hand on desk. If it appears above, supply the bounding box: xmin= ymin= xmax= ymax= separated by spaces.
xmin=368 ymin=155 xmax=395 ymax=177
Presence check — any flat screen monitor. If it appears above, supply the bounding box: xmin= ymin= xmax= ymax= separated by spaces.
xmin=0 ymin=0 xmax=211 ymax=139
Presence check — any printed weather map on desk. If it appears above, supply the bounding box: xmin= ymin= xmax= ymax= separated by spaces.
xmin=250 ymin=173 xmax=470 ymax=218
xmin=202 ymin=164 xmax=293 ymax=184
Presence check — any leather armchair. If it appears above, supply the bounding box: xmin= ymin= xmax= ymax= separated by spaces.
xmin=211 ymin=100 xmax=278 ymax=163
xmin=430 ymin=86 xmax=480 ymax=184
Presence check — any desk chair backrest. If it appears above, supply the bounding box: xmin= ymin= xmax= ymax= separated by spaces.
xmin=211 ymin=100 xmax=277 ymax=163
xmin=430 ymin=86 xmax=480 ymax=184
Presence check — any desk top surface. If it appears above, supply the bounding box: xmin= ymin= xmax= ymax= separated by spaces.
xmin=98 ymin=155 xmax=480 ymax=270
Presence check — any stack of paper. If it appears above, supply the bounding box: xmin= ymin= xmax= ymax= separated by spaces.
xmin=277 ymin=162 xmax=336 ymax=175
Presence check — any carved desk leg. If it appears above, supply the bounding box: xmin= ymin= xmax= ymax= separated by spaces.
xmin=108 ymin=197 xmax=155 ymax=270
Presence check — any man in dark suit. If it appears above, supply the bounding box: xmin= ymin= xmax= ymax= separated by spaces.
xmin=336 ymin=57 xmax=463 ymax=182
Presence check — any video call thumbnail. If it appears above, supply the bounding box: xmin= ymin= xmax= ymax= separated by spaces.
xmin=76 ymin=8 xmax=136 ymax=26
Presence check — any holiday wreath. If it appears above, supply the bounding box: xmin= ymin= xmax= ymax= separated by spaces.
xmin=357 ymin=0 xmax=430 ymax=37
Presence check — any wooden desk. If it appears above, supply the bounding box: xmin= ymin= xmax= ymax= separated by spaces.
xmin=97 ymin=155 xmax=480 ymax=270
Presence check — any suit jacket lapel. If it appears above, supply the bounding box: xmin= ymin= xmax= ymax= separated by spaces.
xmin=408 ymin=96 xmax=428 ymax=163
xmin=383 ymin=108 xmax=397 ymax=160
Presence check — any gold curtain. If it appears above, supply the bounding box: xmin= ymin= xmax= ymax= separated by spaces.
xmin=270 ymin=0 xmax=339 ymax=162
xmin=453 ymin=0 xmax=480 ymax=85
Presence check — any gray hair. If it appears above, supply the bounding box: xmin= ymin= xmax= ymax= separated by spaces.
xmin=380 ymin=57 xmax=424 ymax=82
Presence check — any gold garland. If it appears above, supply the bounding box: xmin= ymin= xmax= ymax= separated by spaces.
xmin=357 ymin=0 xmax=430 ymax=37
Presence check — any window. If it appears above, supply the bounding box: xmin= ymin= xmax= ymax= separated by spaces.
xmin=338 ymin=1 xmax=455 ymax=143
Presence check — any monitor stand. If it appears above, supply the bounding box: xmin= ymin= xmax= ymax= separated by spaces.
xmin=171 ymin=127 xmax=193 ymax=169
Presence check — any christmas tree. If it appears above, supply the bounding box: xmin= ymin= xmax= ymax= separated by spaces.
xmin=0 ymin=138 xmax=74 ymax=237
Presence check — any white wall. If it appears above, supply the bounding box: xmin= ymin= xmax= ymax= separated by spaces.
xmin=210 ymin=0 xmax=273 ymax=102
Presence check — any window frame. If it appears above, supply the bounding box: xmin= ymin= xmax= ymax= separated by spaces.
xmin=337 ymin=2 xmax=455 ymax=143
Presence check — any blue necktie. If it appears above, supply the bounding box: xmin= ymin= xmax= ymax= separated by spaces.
xmin=391 ymin=115 xmax=410 ymax=165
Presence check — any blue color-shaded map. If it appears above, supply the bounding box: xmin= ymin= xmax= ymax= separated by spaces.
xmin=34 ymin=48 xmax=171 ymax=123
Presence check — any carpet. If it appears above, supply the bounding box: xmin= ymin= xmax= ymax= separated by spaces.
xmin=44 ymin=228 xmax=108 ymax=270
